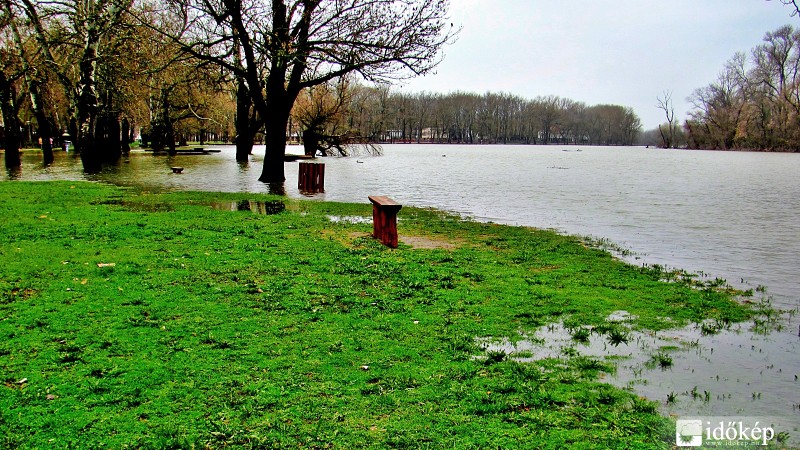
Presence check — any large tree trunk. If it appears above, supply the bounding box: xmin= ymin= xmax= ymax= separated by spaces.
xmin=103 ymin=93 xmax=121 ymax=162
xmin=256 ymin=0 xmax=296 ymax=183
xmin=150 ymin=89 xmax=177 ymax=155
xmin=236 ymin=130 xmax=255 ymax=161
xmin=95 ymin=111 xmax=121 ymax=162
xmin=258 ymin=46 xmax=293 ymax=182
xmin=16 ymin=60 xmax=53 ymax=165
xmin=6 ymin=2 xmax=52 ymax=165
xmin=303 ymin=129 xmax=320 ymax=156
xmin=259 ymin=111 xmax=289 ymax=182
xmin=77 ymin=30 xmax=101 ymax=173
xmin=167 ymin=119 xmax=176 ymax=156
xmin=0 ymin=71 xmax=21 ymax=169
xmin=78 ymin=121 xmax=99 ymax=172
xmin=235 ymin=80 xmax=256 ymax=161
xmin=121 ymin=118 xmax=130 ymax=155
xmin=35 ymin=111 xmax=54 ymax=165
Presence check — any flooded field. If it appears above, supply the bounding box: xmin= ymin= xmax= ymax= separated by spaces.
xmin=479 ymin=306 xmax=800 ymax=444
xmin=4 ymin=144 xmax=799 ymax=441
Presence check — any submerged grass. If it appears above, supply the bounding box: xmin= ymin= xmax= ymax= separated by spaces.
xmin=0 ymin=181 xmax=754 ymax=449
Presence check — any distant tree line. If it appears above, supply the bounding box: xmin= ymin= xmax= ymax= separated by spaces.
xmin=685 ymin=24 xmax=800 ymax=151
xmin=332 ymin=87 xmax=642 ymax=146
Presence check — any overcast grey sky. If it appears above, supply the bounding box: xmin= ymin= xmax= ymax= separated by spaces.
xmin=399 ymin=0 xmax=798 ymax=130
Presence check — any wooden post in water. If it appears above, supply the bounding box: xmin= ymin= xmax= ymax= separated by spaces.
xmin=298 ymin=162 xmax=325 ymax=193
xmin=368 ymin=196 xmax=402 ymax=248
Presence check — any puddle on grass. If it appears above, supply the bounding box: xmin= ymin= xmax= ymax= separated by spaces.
xmin=326 ymin=215 xmax=373 ymax=224
xmin=93 ymin=198 xmax=175 ymax=212
xmin=479 ymin=308 xmax=800 ymax=446
xmin=211 ymin=200 xmax=285 ymax=215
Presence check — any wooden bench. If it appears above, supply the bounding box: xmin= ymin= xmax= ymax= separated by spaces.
xmin=368 ymin=196 xmax=402 ymax=248
xmin=171 ymin=167 xmax=184 ymax=173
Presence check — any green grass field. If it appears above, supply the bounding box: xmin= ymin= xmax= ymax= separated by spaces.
xmin=0 ymin=181 xmax=753 ymax=449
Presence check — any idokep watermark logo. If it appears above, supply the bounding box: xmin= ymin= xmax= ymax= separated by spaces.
xmin=676 ymin=420 xmax=704 ymax=446
xmin=676 ymin=417 xmax=776 ymax=447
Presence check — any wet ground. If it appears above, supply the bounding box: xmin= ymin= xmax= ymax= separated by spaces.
xmin=479 ymin=306 xmax=800 ymax=445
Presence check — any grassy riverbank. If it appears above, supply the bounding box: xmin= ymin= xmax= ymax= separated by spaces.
xmin=0 ymin=181 xmax=753 ymax=449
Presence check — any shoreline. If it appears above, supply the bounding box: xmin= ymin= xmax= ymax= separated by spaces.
xmin=5 ymin=141 xmax=800 ymax=156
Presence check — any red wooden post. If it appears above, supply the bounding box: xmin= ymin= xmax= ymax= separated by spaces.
xmin=298 ymin=163 xmax=305 ymax=190
xmin=299 ymin=162 xmax=325 ymax=192
xmin=368 ymin=196 xmax=402 ymax=248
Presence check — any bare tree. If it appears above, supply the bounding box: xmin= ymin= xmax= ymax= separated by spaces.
xmin=688 ymin=59 xmax=751 ymax=149
xmin=686 ymin=25 xmax=800 ymax=151
xmin=0 ymin=62 xmax=22 ymax=169
xmin=157 ymin=0 xmax=456 ymax=183
xmin=536 ymin=95 xmax=563 ymax=144
xmin=0 ymin=5 xmax=21 ymax=169
xmin=17 ymin=0 xmax=131 ymax=172
xmin=292 ymin=77 xmax=378 ymax=156
xmin=2 ymin=0 xmax=55 ymax=164
xmin=656 ymin=90 xmax=676 ymax=148
xmin=774 ymin=0 xmax=800 ymax=16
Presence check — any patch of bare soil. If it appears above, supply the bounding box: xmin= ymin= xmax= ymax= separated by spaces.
xmin=338 ymin=231 xmax=461 ymax=249
xmin=400 ymin=235 xmax=460 ymax=250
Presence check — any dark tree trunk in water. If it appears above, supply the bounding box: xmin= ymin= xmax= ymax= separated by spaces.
xmin=235 ymin=78 xmax=256 ymax=162
xmin=76 ymin=32 xmax=100 ymax=173
xmin=0 ymin=71 xmax=21 ymax=169
xmin=6 ymin=8 xmax=52 ymax=165
xmin=121 ymin=118 xmax=130 ymax=155
xmin=95 ymin=112 xmax=121 ymax=163
xmin=79 ymin=124 xmax=100 ymax=173
xmin=37 ymin=118 xmax=54 ymax=165
xmin=26 ymin=83 xmax=53 ymax=164
xmin=150 ymin=122 xmax=167 ymax=152
xmin=150 ymin=90 xmax=176 ymax=155
xmin=23 ymin=76 xmax=54 ymax=164
xmin=237 ymin=131 xmax=255 ymax=161
xmin=259 ymin=112 xmax=289 ymax=182
xmin=166 ymin=120 xmax=176 ymax=156
xmin=152 ymin=121 xmax=176 ymax=155
xmin=303 ymin=129 xmax=320 ymax=156
xmin=257 ymin=3 xmax=293 ymax=184
xmin=68 ymin=118 xmax=78 ymax=152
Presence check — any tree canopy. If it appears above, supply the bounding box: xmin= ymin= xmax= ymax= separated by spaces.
xmin=687 ymin=24 xmax=800 ymax=151
xmin=157 ymin=0 xmax=457 ymax=181
xmin=325 ymin=88 xmax=642 ymax=146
